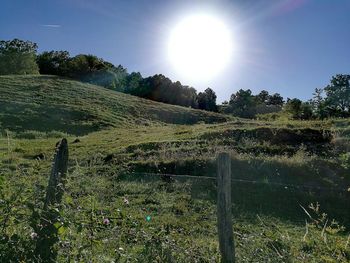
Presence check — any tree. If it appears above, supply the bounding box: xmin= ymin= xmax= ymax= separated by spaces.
xmin=228 ymin=89 xmax=256 ymax=118
xmin=129 ymin=74 xmax=199 ymax=108
xmin=36 ymin=51 xmax=128 ymax=89
xmin=300 ymin=102 xmax=313 ymax=120
xmin=102 ymin=65 xmax=128 ymax=90
xmin=67 ymin=54 xmax=106 ymax=79
xmin=267 ymin=93 xmax=284 ymax=106
xmin=36 ymin=50 xmax=70 ymax=76
xmin=125 ymin=72 xmax=143 ymax=94
xmin=176 ymin=85 xmax=198 ymax=108
xmin=139 ymin=74 xmax=173 ymax=102
xmin=285 ymin=98 xmax=302 ymax=119
xmin=86 ymin=68 xmax=127 ymax=90
xmin=197 ymin=88 xmax=218 ymax=112
xmin=64 ymin=54 xmax=127 ymax=89
xmin=311 ymin=88 xmax=327 ymax=119
xmin=285 ymin=98 xmax=312 ymax=119
xmin=0 ymin=39 xmax=39 ymax=75
xmin=256 ymin=90 xmax=269 ymax=104
xmin=324 ymin=74 xmax=350 ymax=117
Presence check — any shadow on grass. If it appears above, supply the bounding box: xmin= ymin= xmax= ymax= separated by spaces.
xmin=0 ymin=101 xmax=100 ymax=135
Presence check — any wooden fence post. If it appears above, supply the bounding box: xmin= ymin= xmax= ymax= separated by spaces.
xmin=44 ymin=138 xmax=69 ymax=210
xmin=217 ymin=152 xmax=235 ymax=263
xmin=35 ymin=138 xmax=68 ymax=262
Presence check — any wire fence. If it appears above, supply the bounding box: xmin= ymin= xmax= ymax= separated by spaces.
xmin=1 ymin=139 xmax=350 ymax=262
xmin=128 ymin=172 xmax=350 ymax=193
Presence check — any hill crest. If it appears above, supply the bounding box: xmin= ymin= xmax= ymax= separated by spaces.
xmin=0 ymin=75 xmax=229 ymax=135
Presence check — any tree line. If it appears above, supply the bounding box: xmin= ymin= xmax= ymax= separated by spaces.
xmin=1 ymin=38 xmax=349 ymax=119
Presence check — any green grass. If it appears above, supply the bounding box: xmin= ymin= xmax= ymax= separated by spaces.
xmin=0 ymin=75 xmax=229 ymax=135
xmin=0 ymin=75 xmax=350 ymax=262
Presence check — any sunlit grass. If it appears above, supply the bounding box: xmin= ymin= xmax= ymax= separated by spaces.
xmin=0 ymin=75 xmax=349 ymax=261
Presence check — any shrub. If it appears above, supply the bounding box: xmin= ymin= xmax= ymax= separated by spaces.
xmin=14 ymin=130 xmax=69 ymax=139
xmin=339 ymin=152 xmax=350 ymax=169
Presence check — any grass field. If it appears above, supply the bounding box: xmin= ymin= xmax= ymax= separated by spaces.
xmin=1 ymin=76 xmax=350 ymax=262
xmin=0 ymin=75 xmax=229 ymax=135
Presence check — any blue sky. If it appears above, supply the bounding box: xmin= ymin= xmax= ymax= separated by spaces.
xmin=1 ymin=0 xmax=349 ymax=102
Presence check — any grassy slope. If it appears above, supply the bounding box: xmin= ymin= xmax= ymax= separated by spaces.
xmin=0 ymin=75 xmax=229 ymax=135
xmin=1 ymin=75 xmax=350 ymax=262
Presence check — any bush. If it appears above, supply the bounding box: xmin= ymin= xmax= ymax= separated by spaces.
xmin=339 ymin=152 xmax=350 ymax=169
xmin=14 ymin=130 xmax=69 ymax=139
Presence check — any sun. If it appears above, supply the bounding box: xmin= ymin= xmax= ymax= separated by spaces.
xmin=168 ymin=14 xmax=233 ymax=82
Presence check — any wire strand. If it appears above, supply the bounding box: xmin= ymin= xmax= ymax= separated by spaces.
xmin=127 ymin=172 xmax=350 ymax=192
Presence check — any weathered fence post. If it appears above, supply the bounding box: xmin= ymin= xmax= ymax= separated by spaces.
xmin=217 ymin=152 xmax=235 ymax=263
xmin=35 ymin=138 xmax=68 ymax=262
xmin=44 ymin=138 xmax=69 ymax=210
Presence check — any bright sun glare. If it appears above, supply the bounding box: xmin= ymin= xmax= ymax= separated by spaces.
xmin=168 ymin=14 xmax=233 ymax=82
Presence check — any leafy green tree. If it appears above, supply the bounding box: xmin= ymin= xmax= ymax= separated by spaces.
xmin=180 ymin=85 xmax=198 ymax=108
xmin=0 ymin=39 xmax=39 ymax=75
xmin=100 ymin=65 xmax=128 ymax=90
xmin=65 ymin=54 xmax=127 ymax=89
xmin=267 ymin=93 xmax=284 ymax=106
xmin=67 ymin=54 xmax=106 ymax=78
xmin=228 ymin=89 xmax=256 ymax=118
xmin=125 ymin=72 xmax=143 ymax=94
xmin=139 ymin=74 xmax=173 ymax=102
xmin=285 ymin=98 xmax=313 ymax=119
xmin=131 ymin=74 xmax=198 ymax=108
xmin=311 ymin=88 xmax=327 ymax=118
xmin=126 ymin=72 xmax=155 ymax=98
xmin=36 ymin=51 xmax=128 ymax=89
xmin=87 ymin=68 xmax=127 ymax=90
xmin=36 ymin=51 xmax=70 ymax=76
xmin=197 ymin=88 xmax=218 ymax=112
xmin=256 ymin=90 xmax=269 ymax=104
xmin=324 ymin=74 xmax=350 ymax=117
xmin=300 ymin=102 xmax=313 ymax=120
xmin=285 ymin=98 xmax=302 ymax=118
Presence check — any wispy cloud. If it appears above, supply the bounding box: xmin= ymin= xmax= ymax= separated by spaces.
xmin=41 ymin=24 xmax=61 ymax=28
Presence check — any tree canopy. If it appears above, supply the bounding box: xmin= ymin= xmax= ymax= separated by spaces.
xmin=228 ymin=89 xmax=256 ymax=118
xmin=198 ymin=88 xmax=218 ymax=112
xmin=125 ymin=74 xmax=199 ymax=108
xmin=224 ymin=89 xmax=283 ymax=118
xmin=36 ymin=52 xmax=128 ymax=90
xmin=324 ymin=74 xmax=350 ymax=116
xmin=285 ymin=98 xmax=312 ymax=120
xmin=310 ymin=74 xmax=350 ymax=118
xmin=36 ymin=51 xmax=70 ymax=76
xmin=0 ymin=39 xmax=39 ymax=75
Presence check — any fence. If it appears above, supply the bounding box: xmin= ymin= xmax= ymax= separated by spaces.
xmin=34 ymin=139 xmax=350 ymax=262
xmin=33 ymin=140 xmax=235 ymax=262
xmin=0 ymin=140 xmax=349 ymax=262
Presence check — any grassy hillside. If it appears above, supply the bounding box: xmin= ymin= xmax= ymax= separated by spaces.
xmin=0 ymin=75 xmax=229 ymax=135
xmin=0 ymin=75 xmax=350 ymax=262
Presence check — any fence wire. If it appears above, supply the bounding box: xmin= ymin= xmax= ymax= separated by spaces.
xmin=128 ymin=172 xmax=350 ymax=193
